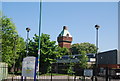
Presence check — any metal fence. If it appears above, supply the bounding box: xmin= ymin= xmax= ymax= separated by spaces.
xmin=0 ymin=62 xmax=8 ymax=81
xmin=2 ymin=62 xmax=120 ymax=81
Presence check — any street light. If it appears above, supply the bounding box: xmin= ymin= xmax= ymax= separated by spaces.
xmin=95 ymin=25 xmax=100 ymax=66
xmin=95 ymin=25 xmax=100 ymax=81
xmin=26 ymin=27 xmax=30 ymax=56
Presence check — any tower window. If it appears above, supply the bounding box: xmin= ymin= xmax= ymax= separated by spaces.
xmin=66 ymin=34 xmax=69 ymax=37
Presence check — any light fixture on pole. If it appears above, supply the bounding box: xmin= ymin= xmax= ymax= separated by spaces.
xmin=95 ymin=24 xmax=100 ymax=81
xmin=26 ymin=27 xmax=30 ymax=56
xmin=95 ymin=24 xmax=100 ymax=66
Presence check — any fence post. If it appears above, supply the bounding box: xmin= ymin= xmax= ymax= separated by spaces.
xmin=25 ymin=76 xmax=26 ymax=81
xmin=91 ymin=76 xmax=94 ymax=81
xmin=21 ymin=76 xmax=23 ymax=81
xmin=106 ymin=67 xmax=109 ymax=81
xmin=12 ymin=77 xmax=13 ymax=81
xmin=74 ymin=75 xmax=76 ymax=81
xmin=83 ymin=76 xmax=85 ymax=81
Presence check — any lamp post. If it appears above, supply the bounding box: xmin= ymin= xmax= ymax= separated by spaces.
xmin=95 ymin=25 xmax=100 ymax=66
xmin=26 ymin=27 xmax=30 ymax=56
xmin=95 ymin=25 xmax=100 ymax=81
xmin=36 ymin=0 xmax=42 ymax=80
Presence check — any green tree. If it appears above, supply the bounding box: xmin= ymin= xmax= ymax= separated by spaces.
xmin=1 ymin=16 xmax=26 ymax=72
xmin=67 ymin=56 xmax=75 ymax=75
xmin=0 ymin=11 xmax=2 ymax=61
xmin=28 ymin=33 xmax=69 ymax=74
xmin=78 ymin=51 xmax=88 ymax=68
xmin=70 ymin=42 xmax=96 ymax=69
xmin=15 ymin=37 xmax=26 ymax=72
xmin=71 ymin=42 xmax=97 ymax=55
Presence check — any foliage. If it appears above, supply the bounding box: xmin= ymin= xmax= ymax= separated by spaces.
xmin=67 ymin=55 xmax=75 ymax=75
xmin=1 ymin=16 xmax=26 ymax=71
xmin=70 ymin=42 xmax=96 ymax=69
xmin=78 ymin=53 xmax=88 ymax=69
xmin=0 ymin=11 xmax=2 ymax=18
xmin=67 ymin=63 xmax=75 ymax=75
xmin=28 ymin=33 xmax=69 ymax=73
xmin=0 ymin=12 xmax=2 ymax=61
xmin=15 ymin=37 xmax=26 ymax=70
xmin=70 ymin=42 xmax=97 ymax=54
xmin=1 ymin=16 xmax=17 ymax=67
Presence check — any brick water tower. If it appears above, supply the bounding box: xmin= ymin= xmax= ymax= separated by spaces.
xmin=57 ymin=26 xmax=72 ymax=48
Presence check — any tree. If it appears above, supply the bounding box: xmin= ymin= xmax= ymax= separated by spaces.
xmin=67 ymin=55 xmax=75 ymax=75
xmin=0 ymin=12 xmax=2 ymax=61
xmin=28 ymin=33 xmax=69 ymax=74
xmin=78 ymin=52 xmax=88 ymax=69
xmin=70 ymin=42 xmax=97 ymax=55
xmin=15 ymin=37 xmax=26 ymax=72
xmin=1 ymin=16 xmax=26 ymax=72
xmin=70 ymin=42 xmax=97 ymax=69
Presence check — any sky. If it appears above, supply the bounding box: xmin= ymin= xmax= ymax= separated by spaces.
xmin=2 ymin=2 xmax=118 ymax=52
xmin=1 ymin=0 xmax=120 ymax=2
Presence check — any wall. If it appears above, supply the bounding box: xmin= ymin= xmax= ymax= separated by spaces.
xmin=98 ymin=49 xmax=117 ymax=64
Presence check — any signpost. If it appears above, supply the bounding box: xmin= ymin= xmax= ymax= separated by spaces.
xmin=22 ymin=56 xmax=37 ymax=80
xmin=84 ymin=69 xmax=93 ymax=81
xmin=84 ymin=69 xmax=93 ymax=77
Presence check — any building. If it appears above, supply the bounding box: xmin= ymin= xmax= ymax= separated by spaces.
xmin=98 ymin=49 xmax=120 ymax=68
xmin=97 ymin=49 xmax=120 ymax=78
xmin=54 ymin=26 xmax=96 ymax=74
xmin=57 ymin=53 xmax=96 ymax=64
xmin=52 ymin=54 xmax=96 ymax=75
xmin=57 ymin=26 xmax=72 ymax=48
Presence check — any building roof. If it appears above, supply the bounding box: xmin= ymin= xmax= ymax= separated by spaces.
xmin=56 ymin=53 xmax=96 ymax=63
xmin=58 ymin=26 xmax=72 ymax=37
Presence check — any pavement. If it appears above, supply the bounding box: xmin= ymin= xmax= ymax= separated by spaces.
xmin=4 ymin=75 xmax=120 ymax=81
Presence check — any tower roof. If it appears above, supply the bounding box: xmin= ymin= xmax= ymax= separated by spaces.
xmin=58 ymin=26 xmax=72 ymax=37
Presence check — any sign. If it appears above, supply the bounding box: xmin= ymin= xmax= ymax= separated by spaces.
xmin=84 ymin=69 xmax=93 ymax=76
xmin=22 ymin=56 xmax=37 ymax=77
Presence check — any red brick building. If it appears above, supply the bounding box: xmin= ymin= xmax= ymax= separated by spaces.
xmin=57 ymin=26 xmax=72 ymax=48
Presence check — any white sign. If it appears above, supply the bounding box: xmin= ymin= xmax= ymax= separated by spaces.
xmin=84 ymin=69 xmax=93 ymax=76
xmin=22 ymin=56 xmax=36 ymax=77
